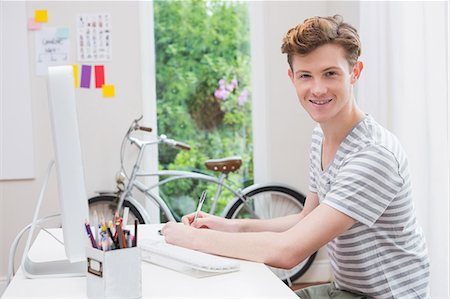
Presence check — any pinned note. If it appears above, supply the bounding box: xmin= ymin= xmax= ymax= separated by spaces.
xmin=94 ymin=65 xmax=105 ymax=88
xmin=80 ymin=65 xmax=91 ymax=88
xmin=34 ymin=10 xmax=48 ymax=23
xmin=56 ymin=27 xmax=69 ymax=39
xmin=73 ymin=65 xmax=79 ymax=88
xmin=102 ymin=85 xmax=115 ymax=97
xmin=28 ymin=17 xmax=41 ymax=31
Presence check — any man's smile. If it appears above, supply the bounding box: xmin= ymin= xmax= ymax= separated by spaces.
xmin=309 ymin=99 xmax=333 ymax=105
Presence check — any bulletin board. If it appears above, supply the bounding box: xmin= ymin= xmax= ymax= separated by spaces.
xmin=0 ymin=2 xmax=35 ymax=180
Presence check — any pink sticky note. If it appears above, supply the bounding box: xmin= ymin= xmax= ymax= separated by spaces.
xmin=28 ymin=17 xmax=41 ymax=31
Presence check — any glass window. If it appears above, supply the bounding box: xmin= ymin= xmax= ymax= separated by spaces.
xmin=153 ymin=0 xmax=253 ymax=218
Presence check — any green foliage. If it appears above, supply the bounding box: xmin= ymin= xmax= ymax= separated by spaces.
xmin=154 ymin=0 xmax=253 ymax=217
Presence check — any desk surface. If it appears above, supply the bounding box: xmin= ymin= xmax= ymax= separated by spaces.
xmin=2 ymin=224 xmax=297 ymax=298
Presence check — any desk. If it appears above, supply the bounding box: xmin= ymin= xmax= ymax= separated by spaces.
xmin=2 ymin=224 xmax=297 ymax=298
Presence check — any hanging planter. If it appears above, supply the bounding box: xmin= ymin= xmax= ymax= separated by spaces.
xmin=189 ymin=93 xmax=224 ymax=131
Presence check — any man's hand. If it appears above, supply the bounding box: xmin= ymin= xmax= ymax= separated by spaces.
xmin=160 ymin=221 xmax=199 ymax=249
xmin=181 ymin=211 xmax=239 ymax=232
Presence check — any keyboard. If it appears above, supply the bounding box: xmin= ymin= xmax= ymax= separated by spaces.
xmin=139 ymin=238 xmax=240 ymax=277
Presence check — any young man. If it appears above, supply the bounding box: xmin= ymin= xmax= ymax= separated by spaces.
xmin=161 ymin=15 xmax=429 ymax=298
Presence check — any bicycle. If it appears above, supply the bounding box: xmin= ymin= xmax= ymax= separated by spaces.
xmin=88 ymin=116 xmax=317 ymax=285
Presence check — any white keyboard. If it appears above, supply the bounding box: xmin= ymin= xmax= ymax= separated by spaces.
xmin=139 ymin=238 xmax=240 ymax=277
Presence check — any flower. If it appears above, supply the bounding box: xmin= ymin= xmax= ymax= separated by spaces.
xmin=213 ymin=77 xmax=249 ymax=110
xmin=238 ymin=90 xmax=249 ymax=106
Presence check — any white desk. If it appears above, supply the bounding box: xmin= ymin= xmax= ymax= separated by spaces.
xmin=2 ymin=224 xmax=297 ymax=298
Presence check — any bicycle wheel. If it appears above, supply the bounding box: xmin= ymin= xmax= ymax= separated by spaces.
xmin=225 ymin=185 xmax=317 ymax=284
xmin=88 ymin=195 xmax=145 ymax=224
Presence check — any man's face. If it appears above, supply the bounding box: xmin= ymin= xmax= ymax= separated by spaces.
xmin=288 ymin=43 xmax=362 ymax=124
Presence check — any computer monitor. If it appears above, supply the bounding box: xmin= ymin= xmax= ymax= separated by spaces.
xmin=22 ymin=65 xmax=89 ymax=278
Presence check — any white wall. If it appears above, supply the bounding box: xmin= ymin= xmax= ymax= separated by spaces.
xmin=0 ymin=1 xmax=143 ymax=282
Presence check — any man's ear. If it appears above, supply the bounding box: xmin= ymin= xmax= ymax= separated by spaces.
xmin=288 ymin=68 xmax=295 ymax=83
xmin=351 ymin=61 xmax=363 ymax=84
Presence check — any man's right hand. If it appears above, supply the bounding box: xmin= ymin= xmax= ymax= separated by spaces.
xmin=181 ymin=211 xmax=238 ymax=232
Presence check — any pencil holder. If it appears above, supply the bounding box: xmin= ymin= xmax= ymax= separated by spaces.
xmin=86 ymin=246 xmax=141 ymax=299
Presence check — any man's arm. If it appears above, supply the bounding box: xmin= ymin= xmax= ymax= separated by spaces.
xmin=236 ymin=191 xmax=320 ymax=232
xmin=162 ymin=202 xmax=356 ymax=269
xmin=186 ymin=192 xmax=320 ymax=233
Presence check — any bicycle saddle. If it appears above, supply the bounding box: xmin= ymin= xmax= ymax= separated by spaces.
xmin=204 ymin=156 xmax=242 ymax=173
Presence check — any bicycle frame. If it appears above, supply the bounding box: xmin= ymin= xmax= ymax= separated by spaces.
xmin=116 ymin=134 xmax=259 ymax=223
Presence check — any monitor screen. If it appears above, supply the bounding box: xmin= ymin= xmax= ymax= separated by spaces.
xmin=47 ymin=65 xmax=89 ymax=262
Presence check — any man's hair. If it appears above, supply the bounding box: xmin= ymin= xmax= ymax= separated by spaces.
xmin=281 ymin=15 xmax=361 ymax=69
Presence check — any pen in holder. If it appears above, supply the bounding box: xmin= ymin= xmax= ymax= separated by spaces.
xmin=85 ymin=216 xmax=141 ymax=299
xmin=86 ymin=246 xmax=141 ymax=299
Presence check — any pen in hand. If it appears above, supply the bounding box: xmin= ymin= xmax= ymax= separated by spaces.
xmin=157 ymin=191 xmax=207 ymax=235
xmin=193 ymin=191 xmax=207 ymax=225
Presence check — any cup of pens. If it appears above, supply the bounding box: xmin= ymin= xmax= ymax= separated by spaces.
xmin=85 ymin=212 xmax=141 ymax=299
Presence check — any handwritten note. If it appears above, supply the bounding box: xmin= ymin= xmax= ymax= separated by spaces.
xmin=35 ymin=27 xmax=70 ymax=75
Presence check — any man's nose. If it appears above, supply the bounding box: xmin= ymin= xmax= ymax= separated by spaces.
xmin=311 ymin=79 xmax=327 ymax=96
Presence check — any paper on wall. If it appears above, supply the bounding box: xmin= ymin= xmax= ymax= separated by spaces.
xmin=77 ymin=13 xmax=112 ymax=61
xmin=35 ymin=27 xmax=70 ymax=76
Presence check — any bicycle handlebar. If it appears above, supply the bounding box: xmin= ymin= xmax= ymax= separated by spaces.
xmin=137 ymin=126 xmax=152 ymax=133
xmin=174 ymin=141 xmax=191 ymax=151
xmin=159 ymin=135 xmax=191 ymax=151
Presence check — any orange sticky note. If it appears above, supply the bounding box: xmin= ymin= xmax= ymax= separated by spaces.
xmin=28 ymin=17 xmax=41 ymax=30
xmin=102 ymin=85 xmax=115 ymax=97
xmin=35 ymin=10 xmax=48 ymax=23
xmin=72 ymin=64 xmax=79 ymax=88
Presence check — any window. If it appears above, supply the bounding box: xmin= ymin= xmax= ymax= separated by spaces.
xmin=153 ymin=0 xmax=253 ymax=217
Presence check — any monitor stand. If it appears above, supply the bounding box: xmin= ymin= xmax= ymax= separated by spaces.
xmin=22 ymin=256 xmax=86 ymax=278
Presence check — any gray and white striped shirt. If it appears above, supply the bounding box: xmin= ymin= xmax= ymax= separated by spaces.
xmin=309 ymin=115 xmax=429 ymax=298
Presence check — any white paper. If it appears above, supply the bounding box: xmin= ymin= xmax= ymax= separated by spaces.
xmin=35 ymin=27 xmax=70 ymax=76
xmin=77 ymin=13 xmax=112 ymax=61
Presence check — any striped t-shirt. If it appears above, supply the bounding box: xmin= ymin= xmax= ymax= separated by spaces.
xmin=309 ymin=115 xmax=429 ymax=298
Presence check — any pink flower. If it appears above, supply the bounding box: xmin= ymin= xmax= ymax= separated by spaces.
xmin=238 ymin=90 xmax=249 ymax=106
xmin=226 ymin=83 xmax=235 ymax=92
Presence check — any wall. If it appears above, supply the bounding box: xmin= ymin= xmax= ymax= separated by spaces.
xmin=0 ymin=1 xmax=143 ymax=284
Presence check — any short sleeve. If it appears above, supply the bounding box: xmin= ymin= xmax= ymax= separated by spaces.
xmin=323 ymin=145 xmax=404 ymax=227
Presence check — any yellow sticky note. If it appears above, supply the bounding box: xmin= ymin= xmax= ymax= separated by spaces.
xmin=72 ymin=64 xmax=79 ymax=88
xmin=35 ymin=10 xmax=48 ymax=23
xmin=102 ymin=84 xmax=115 ymax=97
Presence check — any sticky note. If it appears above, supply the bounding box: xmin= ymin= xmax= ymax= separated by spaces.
xmin=28 ymin=17 xmax=41 ymax=31
xmin=102 ymin=85 xmax=115 ymax=97
xmin=72 ymin=64 xmax=79 ymax=88
xmin=56 ymin=27 xmax=69 ymax=39
xmin=34 ymin=10 xmax=48 ymax=23
xmin=94 ymin=65 xmax=105 ymax=88
xmin=80 ymin=65 xmax=92 ymax=88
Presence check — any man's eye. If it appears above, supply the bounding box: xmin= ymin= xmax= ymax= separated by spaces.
xmin=298 ymin=74 xmax=311 ymax=79
xmin=325 ymin=71 xmax=337 ymax=77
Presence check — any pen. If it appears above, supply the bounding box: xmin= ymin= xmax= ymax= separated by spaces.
xmin=85 ymin=221 xmax=98 ymax=249
xmin=134 ymin=219 xmax=138 ymax=247
xmin=93 ymin=210 xmax=99 ymax=246
xmin=122 ymin=207 xmax=129 ymax=227
xmin=193 ymin=191 xmax=207 ymax=224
